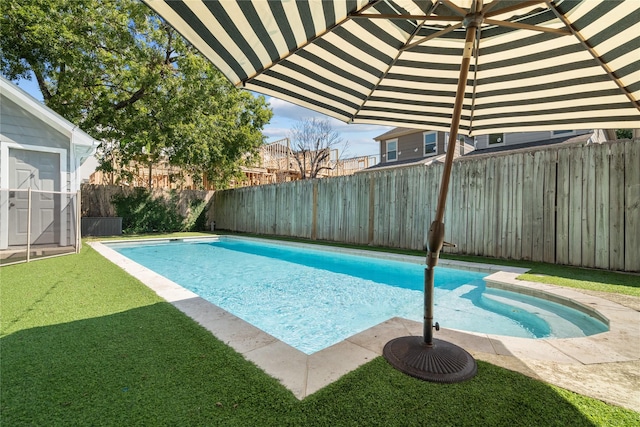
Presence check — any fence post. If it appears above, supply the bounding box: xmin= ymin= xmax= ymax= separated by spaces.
xmin=76 ymin=189 xmax=82 ymax=253
xmin=368 ymin=175 xmax=375 ymax=245
xmin=311 ymin=180 xmax=318 ymax=240
xmin=26 ymin=187 xmax=32 ymax=262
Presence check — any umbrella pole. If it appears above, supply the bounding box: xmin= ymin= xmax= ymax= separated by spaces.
xmin=424 ymin=17 xmax=478 ymax=346
xmin=383 ymin=13 xmax=481 ymax=383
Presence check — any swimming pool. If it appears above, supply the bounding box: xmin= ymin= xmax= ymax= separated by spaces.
xmin=106 ymin=237 xmax=608 ymax=354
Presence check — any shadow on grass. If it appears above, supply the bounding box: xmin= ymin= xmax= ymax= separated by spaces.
xmin=1 ymin=303 xmax=617 ymax=426
xmin=1 ymin=302 xmax=294 ymax=426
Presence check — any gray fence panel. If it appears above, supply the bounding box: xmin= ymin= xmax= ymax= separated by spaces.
xmin=81 ymin=217 xmax=122 ymax=236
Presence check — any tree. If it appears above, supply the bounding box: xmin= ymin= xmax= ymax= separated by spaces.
xmin=0 ymin=0 xmax=273 ymax=188
xmin=287 ymin=118 xmax=348 ymax=179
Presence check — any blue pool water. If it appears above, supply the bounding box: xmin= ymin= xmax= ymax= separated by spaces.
xmin=109 ymin=238 xmax=608 ymax=354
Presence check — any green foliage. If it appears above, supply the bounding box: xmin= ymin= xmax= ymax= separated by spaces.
xmin=183 ymin=198 xmax=209 ymax=232
xmin=0 ymin=0 xmax=273 ymax=188
xmin=616 ymin=129 xmax=633 ymax=139
xmin=112 ymin=189 xmax=183 ymax=234
xmin=2 ymin=245 xmax=639 ymax=426
xmin=111 ymin=190 xmax=209 ymax=234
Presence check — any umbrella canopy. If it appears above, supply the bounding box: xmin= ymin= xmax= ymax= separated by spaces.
xmin=144 ymin=0 xmax=640 ymax=383
xmin=144 ymin=0 xmax=640 ymax=136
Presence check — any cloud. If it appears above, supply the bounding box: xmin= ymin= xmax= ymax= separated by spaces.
xmin=261 ymin=95 xmax=393 ymax=157
xmin=267 ymin=97 xmax=322 ymax=120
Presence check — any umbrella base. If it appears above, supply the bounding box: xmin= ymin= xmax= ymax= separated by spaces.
xmin=383 ymin=336 xmax=477 ymax=383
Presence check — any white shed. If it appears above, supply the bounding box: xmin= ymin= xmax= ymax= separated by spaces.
xmin=0 ymin=76 xmax=99 ymax=256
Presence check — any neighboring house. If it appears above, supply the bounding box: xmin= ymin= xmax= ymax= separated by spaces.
xmin=370 ymin=127 xmax=596 ymax=170
xmin=90 ymin=157 xmax=215 ymax=190
xmin=91 ymin=137 xmax=377 ymax=190
xmin=0 ymin=76 xmax=99 ymax=250
xmin=235 ymin=138 xmax=377 ymax=187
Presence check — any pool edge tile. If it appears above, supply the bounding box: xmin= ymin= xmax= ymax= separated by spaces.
xmin=242 ymin=340 xmax=309 ymax=399
xmin=306 ymin=341 xmax=378 ymax=397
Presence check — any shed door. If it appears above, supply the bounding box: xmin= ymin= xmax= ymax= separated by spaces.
xmin=8 ymin=149 xmax=60 ymax=245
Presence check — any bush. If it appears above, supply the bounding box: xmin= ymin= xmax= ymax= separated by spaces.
xmin=112 ymin=188 xmax=184 ymax=234
xmin=183 ymin=198 xmax=208 ymax=232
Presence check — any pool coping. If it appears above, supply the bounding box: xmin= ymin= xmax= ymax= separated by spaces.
xmin=89 ymin=236 xmax=640 ymax=411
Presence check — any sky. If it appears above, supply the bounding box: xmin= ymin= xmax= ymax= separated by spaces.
xmin=14 ymin=76 xmax=391 ymax=161
xmin=260 ymin=96 xmax=391 ymax=160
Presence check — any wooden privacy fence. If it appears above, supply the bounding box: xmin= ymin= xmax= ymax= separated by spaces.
xmin=212 ymin=140 xmax=640 ymax=272
xmin=81 ymin=184 xmax=214 ymax=219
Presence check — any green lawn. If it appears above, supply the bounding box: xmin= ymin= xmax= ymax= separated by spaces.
xmin=2 ymin=235 xmax=639 ymax=426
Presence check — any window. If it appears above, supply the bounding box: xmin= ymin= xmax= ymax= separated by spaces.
xmin=386 ymin=139 xmax=397 ymax=162
xmin=489 ymin=133 xmax=504 ymax=145
xmin=552 ymin=130 xmax=574 ymax=135
xmin=423 ymin=132 xmax=437 ymax=156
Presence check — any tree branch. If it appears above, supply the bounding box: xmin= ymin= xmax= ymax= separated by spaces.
xmin=113 ymin=86 xmax=146 ymax=110
xmin=32 ymin=68 xmax=52 ymax=102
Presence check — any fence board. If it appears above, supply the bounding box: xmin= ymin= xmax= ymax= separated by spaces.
xmin=359 ymin=174 xmax=369 ymax=243
xmin=395 ymin=170 xmax=404 ymax=247
xmin=625 ymin=140 xmax=640 ymax=271
xmin=388 ymin=170 xmax=398 ymax=247
xmin=420 ymin=167 xmax=429 ymax=251
xmin=318 ymin=179 xmax=330 ymax=241
xmin=514 ymin=153 xmax=524 ymax=260
xmin=609 ymin=142 xmax=626 ymax=270
xmin=463 ymin=160 xmax=473 ymax=253
xmin=393 ymin=170 xmax=402 ymax=248
xmin=481 ymin=156 xmax=495 ymax=257
xmin=531 ymin=151 xmax=545 ymax=262
xmin=416 ymin=166 xmax=429 ymax=251
xmin=594 ymin=144 xmax=610 ymax=269
xmin=543 ymin=149 xmax=557 ymax=263
xmin=404 ymin=169 xmax=414 ymax=249
xmin=582 ymin=145 xmax=596 ymax=267
xmin=458 ymin=161 xmax=468 ymax=253
xmin=522 ymin=152 xmax=535 ymax=260
xmin=447 ymin=161 xmax=460 ymax=252
xmin=556 ymin=148 xmax=570 ymax=265
xmin=417 ymin=167 xmax=428 ymax=251
xmin=568 ymin=147 xmax=583 ymax=266
xmin=343 ymin=177 xmax=351 ymax=243
xmin=373 ymin=172 xmax=385 ymax=247
xmin=495 ymin=157 xmax=512 ymax=258
xmin=473 ymin=160 xmax=485 ymax=256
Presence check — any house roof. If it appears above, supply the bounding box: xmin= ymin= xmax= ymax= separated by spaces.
xmin=373 ymin=126 xmax=430 ymax=141
xmin=0 ymin=76 xmax=99 ymax=151
xmin=360 ymin=155 xmax=441 ymax=172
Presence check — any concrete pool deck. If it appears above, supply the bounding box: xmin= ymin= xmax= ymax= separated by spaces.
xmin=90 ymin=238 xmax=640 ymax=412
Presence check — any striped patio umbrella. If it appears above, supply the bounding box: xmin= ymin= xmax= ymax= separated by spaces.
xmin=144 ymin=0 xmax=640 ymax=382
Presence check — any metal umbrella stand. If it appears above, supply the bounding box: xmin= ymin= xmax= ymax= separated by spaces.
xmin=145 ymin=0 xmax=640 ymax=383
